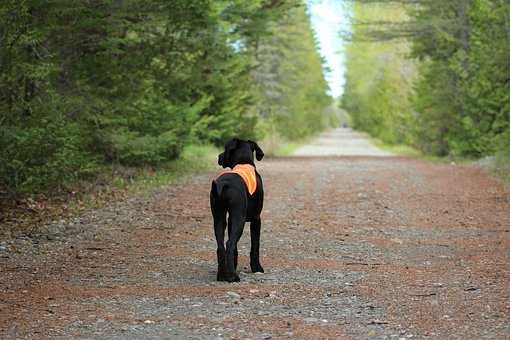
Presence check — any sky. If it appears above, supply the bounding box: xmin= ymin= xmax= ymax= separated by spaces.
xmin=306 ymin=0 xmax=350 ymax=99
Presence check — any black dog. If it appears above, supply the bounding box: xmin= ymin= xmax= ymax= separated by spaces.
xmin=210 ymin=138 xmax=265 ymax=282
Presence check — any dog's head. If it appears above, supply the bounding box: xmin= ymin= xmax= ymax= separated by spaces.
xmin=218 ymin=138 xmax=264 ymax=169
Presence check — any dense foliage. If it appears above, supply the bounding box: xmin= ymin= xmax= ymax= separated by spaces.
xmin=342 ymin=3 xmax=416 ymax=145
xmin=342 ymin=0 xmax=510 ymax=158
xmin=254 ymin=5 xmax=333 ymax=140
xmin=0 ymin=0 xmax=332 ymax=196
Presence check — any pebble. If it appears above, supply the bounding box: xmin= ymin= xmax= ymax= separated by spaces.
xmin=226 ymin=291 xmax=240 ymax=299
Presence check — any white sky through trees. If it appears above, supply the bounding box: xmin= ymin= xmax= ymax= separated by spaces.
xmin=306 ymin=0 xmax=350 ymax=98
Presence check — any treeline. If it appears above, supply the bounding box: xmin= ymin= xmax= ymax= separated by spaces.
xmin=254 ymin=5 xmax=333 ymax=140
xmin=0 ymin=1 xmax=332 ymax=196
xmin=342 ymin=0 xmax=510 ymax=158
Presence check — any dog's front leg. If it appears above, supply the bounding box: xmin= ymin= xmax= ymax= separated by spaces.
xmin=250 ymin=216 xmax=264 ymax=273
xmin=225 ymin=210 xmax=245 ymax=282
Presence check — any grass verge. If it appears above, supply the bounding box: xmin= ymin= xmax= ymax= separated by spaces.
xmin=260 ymin=132 xmax=312 ymax=157
xmin=369 ymin=137 xmax=475 ymax=164
xmin=0 ymin=144 xmax=218 ymax=239
xmin=108 ymin=144 xmax=218 ymax=195
xmin=491 ymin=152 xmax=510 ymax=184
xmin=370 ymin=135 xmax=510 ymax=185
xmin=370 ymin=138 xmax=421 ymax=158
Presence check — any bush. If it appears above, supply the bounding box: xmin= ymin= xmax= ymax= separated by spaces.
xmin=0 ymin=116 xmax=97 ymax=195
xmin=106 ymin=128 xmax=182 ymax=166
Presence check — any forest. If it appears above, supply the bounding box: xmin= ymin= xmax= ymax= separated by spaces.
xmin=3 ymin=0 xmax=510 ymax=207
xmin=0 ymin=0 xmax=332 ymax=198
xmin=342 ymin=0 xmax=510 ymax=159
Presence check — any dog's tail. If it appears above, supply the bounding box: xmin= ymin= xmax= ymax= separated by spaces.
xmin=211 ymin=180 xmax=227 ymax=199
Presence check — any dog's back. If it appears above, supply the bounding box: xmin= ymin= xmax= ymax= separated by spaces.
xmin=211 ymin=171 xmax=263 ymax=222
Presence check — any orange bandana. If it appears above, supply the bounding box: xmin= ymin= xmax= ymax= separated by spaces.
xmin=217 ymin=164 xmax=257 ymax=195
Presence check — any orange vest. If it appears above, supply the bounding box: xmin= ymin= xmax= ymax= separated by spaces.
xmin=217 ymin=164 xmax=257 ymax=195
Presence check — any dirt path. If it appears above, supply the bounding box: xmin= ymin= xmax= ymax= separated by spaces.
xmin=294 ymin=128 xmax=392 ymax=157
xmin=1 ymin=129 xmax=510 ymax=339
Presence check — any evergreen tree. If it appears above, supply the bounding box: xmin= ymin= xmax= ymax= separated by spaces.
xmin=0 ymin=0 xmax=332 ymax=196
xmin=342 ymin=0 xmax=510 ymax=157
xmin=254 ymin=4 xmax=333 ymax=140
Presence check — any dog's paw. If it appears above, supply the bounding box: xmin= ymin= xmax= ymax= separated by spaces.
xmin=250 ymin=263 xmax=264 ymax=273
xmin=217 ymin=272 xmax=240 ymax=282
xmin=224 ymin=273 xmax=241 ymax=282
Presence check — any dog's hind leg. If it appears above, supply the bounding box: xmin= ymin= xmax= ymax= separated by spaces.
xmin=227 ymin=214 xmax=239 ymax=271
xmin=250 ymin=216 xmax=264 ymax=273
xmin=211 ymin=195 xmax=228 ymax=281
xmin=225 ymin=208 xmax=246 ymax=282
xmin=214 ymin=216 xmax=227 ymax=281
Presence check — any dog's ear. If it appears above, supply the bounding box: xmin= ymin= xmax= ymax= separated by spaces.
xmin=249 ymin=140 xmax=264 ymax=161
xmin=223 ymin=138 xmax=239 ymax=167
xmin=218 ymin=152 xmax=225 ymax=168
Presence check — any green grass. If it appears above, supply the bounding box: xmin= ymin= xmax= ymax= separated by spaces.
xmin=77 ymin=144 xmax=219 ymax=205
xmin=271 ymin=140 xmax=306 ymax=156
xmin=124 ymin=144 xmax=218 ymax=193
xmin=370 ymin=137 xmax=422 ymax=158
xmin=492 ymin=152 xmax=510 ymax=184
xmin=369 ymin=136 xmax=475 ymax=164
xmin=371 ymin=135 xmax=510 ymax=186
xmin=260 ymin=131 xmax=313 ymax=157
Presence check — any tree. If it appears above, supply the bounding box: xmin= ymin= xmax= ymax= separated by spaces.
xmin=253 ymin=3 xmax=333 ymax=140
xmin=342 ymin=1 xmax=417 ymax=145
xmin=342 ymin=0 xmax=510 ymax=157
xmin=0 ymin=0 xmax=331 ymax=196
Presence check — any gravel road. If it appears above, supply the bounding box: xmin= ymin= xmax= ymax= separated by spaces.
xmin=1 ymin=129 xmax=509 ymax=339
xmin=294 ymin=129 xmax=392 ymax=157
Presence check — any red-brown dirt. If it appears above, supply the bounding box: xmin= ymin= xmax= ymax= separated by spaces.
xmin=1 ymin=131 xmax=509 ymax=339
